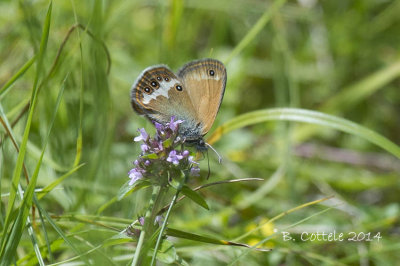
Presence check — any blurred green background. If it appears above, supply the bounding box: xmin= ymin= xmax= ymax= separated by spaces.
xmin=1 ymin=0 xmax=400 ymax=265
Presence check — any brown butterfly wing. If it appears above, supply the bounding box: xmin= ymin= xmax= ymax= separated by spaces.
xmin=177 ymin=58 xmax=227 ymax=136
xmin=131 ymin=65 xmax=199 ymax=131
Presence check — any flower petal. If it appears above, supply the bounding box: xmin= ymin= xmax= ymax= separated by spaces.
xmin=168 ymin=116 xmax=183 ymax=131
xmin=190 ymin=166 xmax=200 ymax=177
xmin=128 ymin=168 xmax=144 ymax=185
xmin=134 ymin=128 xmax=149 ymax=142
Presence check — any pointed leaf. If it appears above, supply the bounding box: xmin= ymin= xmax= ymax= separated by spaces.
xmin=154 ymin=240 xmax=176 ymax=264
xmin=181 ymin=185 xmax=209 ymax=210
xmin=117 ymin=179 xmax=151 ymax=201
xmin=166 ymin=228 xmax=269 ymax=251
xmin=141 ymin=153 xmax=159 ymax=159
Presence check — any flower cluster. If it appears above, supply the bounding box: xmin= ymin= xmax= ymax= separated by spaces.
xmin=128 ymin=116 xmax=200 ymax=186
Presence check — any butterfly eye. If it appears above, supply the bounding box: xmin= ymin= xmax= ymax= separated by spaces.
xmin=151 ymin=81 xmax=158 ymax=87
xmin=144 ymin=87 xmax=151 ymax=94
xmin=176 ymin=85 xmax=183 ymax=91
xmin=156 ymin=76 xmax=162 ymax=81
xmin=209 ymin=69 xmax=215 ymax=76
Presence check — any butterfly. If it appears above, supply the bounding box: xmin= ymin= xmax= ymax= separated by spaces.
xmin=130 ymin=58 xmax=227 ymax=150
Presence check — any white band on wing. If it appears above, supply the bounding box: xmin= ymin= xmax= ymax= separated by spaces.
xmin=142 ymin=78 xmax=179 ymax=104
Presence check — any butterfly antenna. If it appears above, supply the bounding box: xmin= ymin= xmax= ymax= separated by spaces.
xmin=205 ymin=143 xmax=222 ymax=164
xmin=206 ymin=149 xmax=211 ymax=179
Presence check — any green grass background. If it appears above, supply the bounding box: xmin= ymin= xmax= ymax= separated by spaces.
xmin=1 ymin=0 xmax=400 ymax=265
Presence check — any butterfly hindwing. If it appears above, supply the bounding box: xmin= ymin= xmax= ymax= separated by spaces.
xmin=177 ymin=58 xmax=227 ymax=135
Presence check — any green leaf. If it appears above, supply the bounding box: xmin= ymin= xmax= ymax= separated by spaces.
xmin=117 ymin=179 xmax=151 ymax=201
xmin=181 ymin=185 xmax=209 ymax=210
xmin=168 ymin=177 xmax=181 ymax=190
xmin=154 ymin=240 xmax=176 ymax=264
xmin=162 ymin=138 xmax=172 ymax=148
xmin=166 ymin=228 xmax=268 ymax=250
xmin=141 ymin=153 xmax=159 ymax=159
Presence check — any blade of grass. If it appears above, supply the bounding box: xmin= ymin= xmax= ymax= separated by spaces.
xmin=224 ymin=0 xmax=287 ymax=64
xmin=1 ymin=73 xmax=83 ymax=263
xmin=323 ymin=60 xmax=400 ymax=113
xmin=97 ymin=180 xmax=151 ymax=215
xmin=233 ymin=196 xmax=334 ymax=242
xmin=166 ymin=228 xmax=270 ymax=251
xmin=207 ymin=108 xmax=400 ymax=159
xmin=37 ymin=202 xmax=54 ymax=263
xmin=71 ymin=1 xmax=86 ymax=168
xmin=3 ymin=22 xmax=111 ymax=145
xmin=237 ymin=165 xmax=285 ymax=210
xmin=25 ymin=139 xmax=69 ymax=172
xmin=0 ymin=99 xmax=44 ymax=265
xmin=1 ymin=1 xmax=53 ymax=255
xmin=37 ymin=163 xmax=85 ymax=200
xmin=35 ymin=202 xmax=89 ymax=265
xmin=295 ymin=60 xmax=400 ymax=142
xmin=24 ymin=196 xmax=45 ymax=266
xmin=0 ymin=133 xmax=70 ymax=172
xmin=228 ymin=206 xmax=335 ymax=265
xmin=0 ymin=56 xmax=36 ymax=99
xmin=164 ymin=0 xmax=184 ymax=50
xmin=340 ymin=242 xmax=400 ymax=264
xmin=157 ymin=178 xmax=263 ymax=216
xmin=165 ymin=197 xmax=332 ymax=252
xmin=1 ymin=71 xmax=66 ymax=264
xmin=3 ymin=97 xmax=29 ymax=125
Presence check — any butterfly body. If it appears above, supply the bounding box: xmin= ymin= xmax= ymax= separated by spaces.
xmin=131 ymin=58 xmax=226 ymax=148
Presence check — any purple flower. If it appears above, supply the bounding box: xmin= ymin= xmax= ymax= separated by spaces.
xmin=190 ymin=166 xmax=200 ymax=177
xmin=168 ymin=116 xmax=183 ymax=131
xmin=128 ymin=116 xmax=203 ymax=186
xmin=154 ymin=121 xmax=163 ymax=132
xmin=167 ymin=150 xmax=183 ymax=165
xmin=141 ymin=143 xmax=149 ymax=152
xmin=153 ymin=141 xmax=164 ymax=153
xmin=188 ymin=156 xmax=199 ymax=165
xmin=138 ymin=217 xmax=145 ymax=226
xmin=155 ymin=215 xmax=164 ymax=226
xmin=134 ymin=128 xmax=149 ymax=142
xmin=138 ymin=216 xmax=163 ymax=227
xmin=128 ymin=168 xmax=144 ymax=185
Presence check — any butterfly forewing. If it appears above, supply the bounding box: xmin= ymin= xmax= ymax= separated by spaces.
xmin=131 ymin=65 xmax=198 ymax=129
xmin=177 ymin=59 xmax=227 ymax=135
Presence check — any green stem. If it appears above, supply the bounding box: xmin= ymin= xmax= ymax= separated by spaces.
xmin=151 ymin=174 xmax=186 ymax=266
xmin=132 ymin=185 xmax=161 ymax=266
xmin=150 ymin=186 xmax=168 ymax=226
